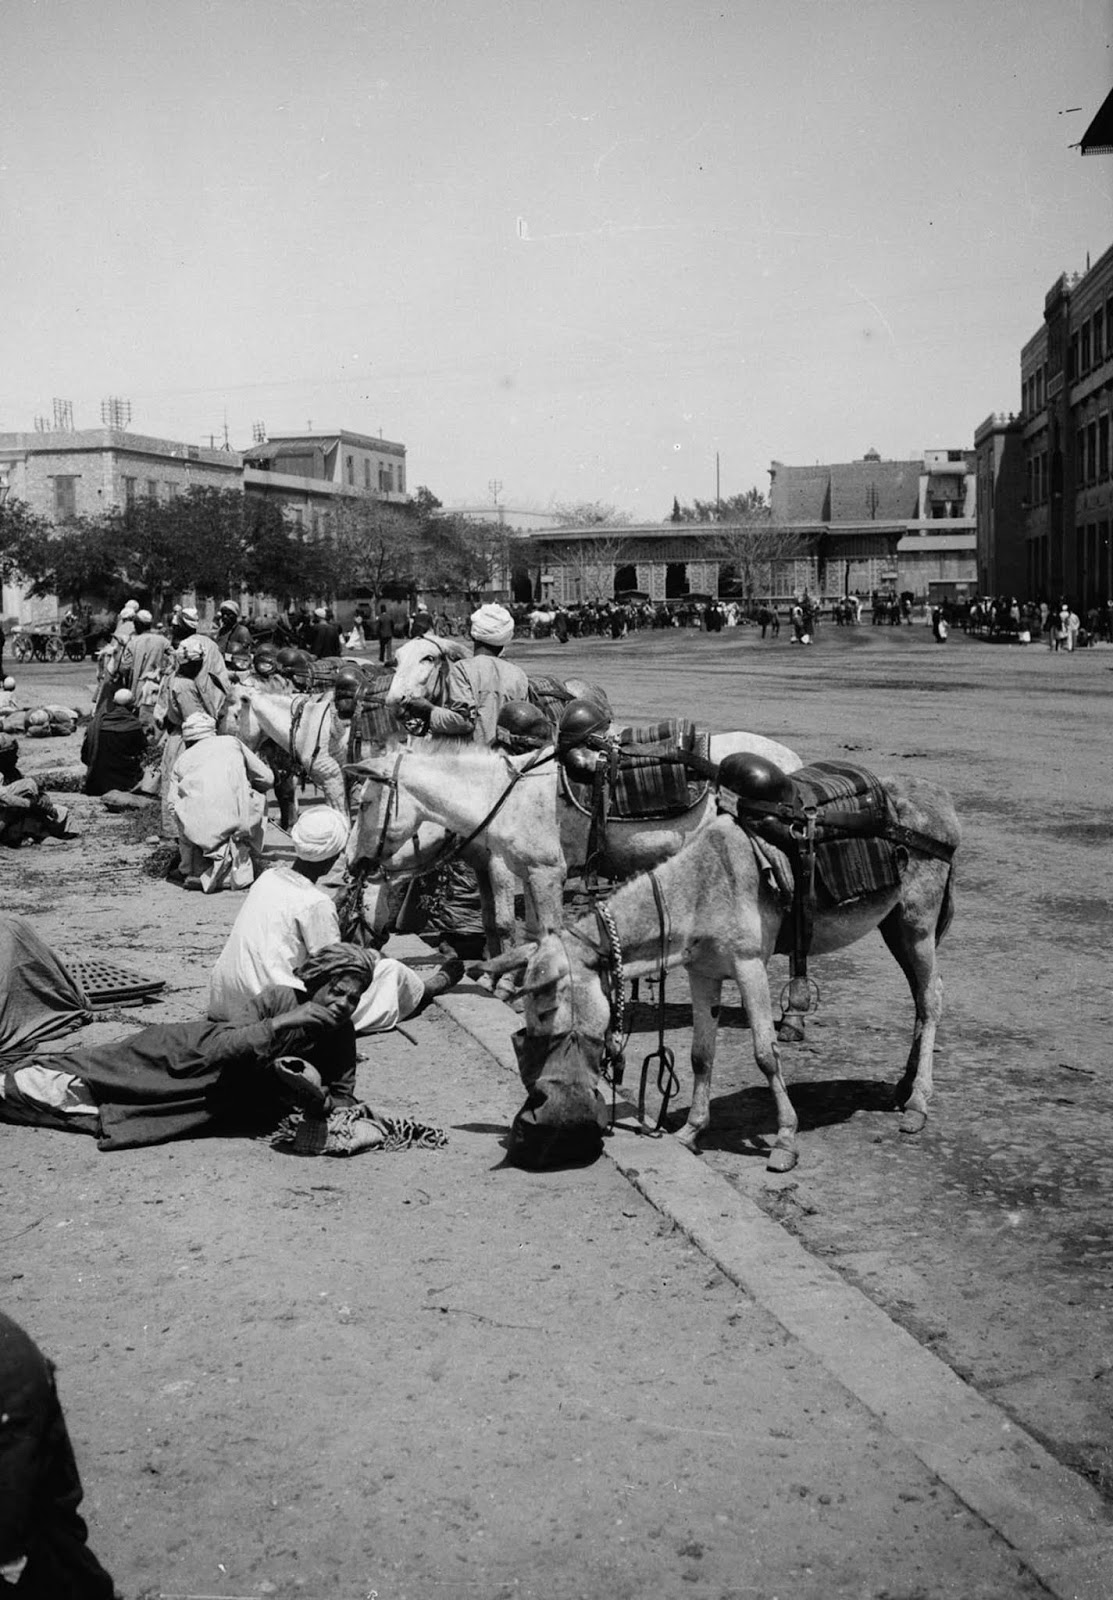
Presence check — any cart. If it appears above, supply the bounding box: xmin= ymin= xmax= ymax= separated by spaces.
xmin=10 ymin=625 xmax=66 ymax=663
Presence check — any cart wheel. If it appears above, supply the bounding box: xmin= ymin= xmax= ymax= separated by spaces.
xmin=11 ymin=633 xmax=33 ymax=662
xmin=64 ymin=639 xmax=86 ymax=662
xmin=45 ymin=635 xmax=65 ymax=662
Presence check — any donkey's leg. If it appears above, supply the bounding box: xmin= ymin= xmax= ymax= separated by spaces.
xmin=676 ymin=969 xmax=722 ymax=1151
xmin=878 ymin=904 xmax=944 ymax=1136
xmin=521 ymin=863 xmax=565 ymax=940
xmin=733 ymin=954 xmax=798 ymax=1172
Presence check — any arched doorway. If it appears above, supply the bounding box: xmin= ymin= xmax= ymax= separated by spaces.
xmin=613 ymin=563 xmax=637 ymax=597
xmin=665 ymin=562 xmax=689 ymax=598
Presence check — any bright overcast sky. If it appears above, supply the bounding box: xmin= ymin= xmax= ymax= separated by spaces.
xmin=3 ymin=0 xmax=1111 ymax=519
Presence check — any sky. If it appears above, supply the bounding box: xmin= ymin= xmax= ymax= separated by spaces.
xmin=2 ymin=0 xmax=1112 ymax=521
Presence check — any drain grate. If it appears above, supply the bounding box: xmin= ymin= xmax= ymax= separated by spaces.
xmin=67 ymin=958 xmax=166 ymax=1008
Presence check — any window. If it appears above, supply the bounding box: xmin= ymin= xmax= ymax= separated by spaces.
xmin=289 ymin=507 xmax=304 ymax=528
xmin=1082 ymin=323 xmax=1091 ymax=373
xmin=53 ymin=475 xmax=78 ymax=520
xmin=346 ymin=455 xmax=354 ymax=485
xmin=1036 ymin=367 xmax=1044 ymax=408
xmin=1099 ymin=415 xmax=1109 ymax=479
xmin=379 ymin=463 xmax=393 ymax=492
xmin=364 ymin=459 xmax=371 ymax=489
xmin=1088 ymin=421 xmax=1098 ymax=484
xmin=166 ymin=482 xmax=178 ymax=500
xmin=1069 ymin=334 xmax=1079 ymax=381
xmin=122 ymin=476 xmax=137 ymax=507
xmin=147 ymin=479 xmax=158 ymax=500
xmin=1094 ymin=308 xmax=1105 ymax=365
xmin=397 ymin=465 xmax=405 ymax=494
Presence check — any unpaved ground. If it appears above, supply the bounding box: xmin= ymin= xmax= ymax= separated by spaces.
xmin=520 ymin=622 xmax=1113 ymax=1498
xmin=0 ymin=630 xmax=1109 ymax=1598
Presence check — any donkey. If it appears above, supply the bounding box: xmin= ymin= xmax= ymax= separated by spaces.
xmin=485 ymin=773 xmax=960 ymax=1172
xmin=229 ymin=685 xmax=349 ymax=814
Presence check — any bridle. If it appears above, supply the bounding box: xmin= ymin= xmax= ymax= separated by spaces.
xmin=564 ymin=871 xmax=679 ymax=1137
xmin=352 ymin=742 xmax=559 ymax=879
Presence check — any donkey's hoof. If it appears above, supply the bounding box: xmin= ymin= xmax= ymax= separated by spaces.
xmin=899 ymin=1107 xmax=927 ymax=1136
xmin=766 ymin=1144 xmax=798 ymax=1173
xmin=676 ymin=1123 xmax=702 ymax=1152
xmin=776 ymin=1016 xmax=806 ymax=1044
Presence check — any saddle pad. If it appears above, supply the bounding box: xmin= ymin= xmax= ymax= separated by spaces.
xmin=788 ymin=760 xmax=902 ymax=906
xmin=66 ymin=958 xmax=166 ymax=1008
xmin=562 ymin=724 xmax=710 ymax=820
xmin=527 ymin=674 xmax=575 ymax=732
xmin=346 ymin=670 xmax=398 ymax=761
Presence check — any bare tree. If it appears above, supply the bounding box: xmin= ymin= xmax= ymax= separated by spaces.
xmin=714 ymin=522 xmax=812 ymax=605
xmin=550 ymin=500 xmax=632 ymax=528
xmin=534 ymin=530 xmax=633 ymax=604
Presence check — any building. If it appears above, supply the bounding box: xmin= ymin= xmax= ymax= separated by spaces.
xmin=0 ymin=427 xmax=243 ymax=625
xmin=518 ymin=449 xmax=977 ymax=609
xmin=981 ymin=248 xmax=1113 ymax=606
xmin=242 ymin=430 xmax=408 ymax=533
xmin=973 ymin=413 xmax=1024 ymax=598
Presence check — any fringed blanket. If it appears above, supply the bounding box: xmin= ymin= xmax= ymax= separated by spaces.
xmin=272 ymin=1105 xmax=449 ymax=1156
xmin=786 ymin=761 xmax=903 ymax=906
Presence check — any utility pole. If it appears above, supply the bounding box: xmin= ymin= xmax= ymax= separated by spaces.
xmin=715 ymin=452 xmax=721 ymax=519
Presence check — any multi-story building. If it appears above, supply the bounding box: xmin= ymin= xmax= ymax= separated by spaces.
xmin=984 ymin=245 xmax=1113 ymax=606
xmin=0 ymin=427 xmax=242 ymax=625
xmin=242 ymin=430 xmax=408 ymax=533
xmin=973 ymin=413 xmax=1024 ymax=598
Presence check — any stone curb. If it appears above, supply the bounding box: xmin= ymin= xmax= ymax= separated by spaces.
xmin=390 ymin=936 xmax=1113 ymax=1600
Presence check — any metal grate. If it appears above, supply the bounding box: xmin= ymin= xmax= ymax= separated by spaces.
xmin=67 ymin=958 xmax=166 ymax=1008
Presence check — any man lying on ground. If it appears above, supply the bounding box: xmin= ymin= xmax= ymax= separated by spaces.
xmin=207 ymin=808 xmax=463 ymax=1031
xmin=0 ymin=943 xmax=405 ymax=1157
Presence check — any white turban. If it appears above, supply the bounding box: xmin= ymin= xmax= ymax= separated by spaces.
xmin=177 ymin=635 xmax=205 ymax=661
xmin=2 ymin=678 xmax=15 ymax=691
xmin=291 ymin=808 xmax=349 ymax=861
xmin=469 ymin=603 xmax=515 ymax=648
xmin=181 ymin=712 xmax=217 ymax=743
xmin=113 ymin=688 xmax=135 ymax=706
xmin=136 ymin=609 xmax=153 ymax=624
xmin=180 ymin=606 xmax=199 ymax=627
xmin=121 ymin=599 xmax=139 ymax=616
xmin=313 ymin=606 xmax=327 ymax=619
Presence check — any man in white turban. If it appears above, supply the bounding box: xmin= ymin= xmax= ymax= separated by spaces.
xmin=404 ymin=602 xmax=528 ymax=745
xmin=119 ymin=606 xmax=172 ymax=709
xmin=207 ymin=805 xmax=457 ymax=1028
xmin=169 ymin=712 xmax=273 ymax=891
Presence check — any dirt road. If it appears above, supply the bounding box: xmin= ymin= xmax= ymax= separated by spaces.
xmin=1 ymin=626 xmax=1111 ymax=1598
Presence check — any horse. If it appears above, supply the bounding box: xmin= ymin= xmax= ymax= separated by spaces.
xmin=346 ymin=742 xmax=566 ymax=960
xmin=484 ymin=771 xmax=960 ymax=1172
xmin=229 ymin=685 xmax=350 ymax=814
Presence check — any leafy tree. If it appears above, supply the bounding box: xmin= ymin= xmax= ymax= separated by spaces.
xmin=671 ymin=486 xmax=768 ymax=524
xmin=0 ymin=498 xmax=51 ymax=585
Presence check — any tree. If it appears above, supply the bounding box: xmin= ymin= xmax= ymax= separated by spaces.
xmin=714 ymin=523 xmax=811 ymax=606
xmin=551 ymin=500 xmax=632 ymax=528
xmin=0 ymin=499 xmax=51 ymax=585
xmin=671 ymin=486 xmax=768 ymax=524
xmin=13 ymin=514 xmax=124 ymax=608
xmin=532 ymin=530 xmax=632 ymax=604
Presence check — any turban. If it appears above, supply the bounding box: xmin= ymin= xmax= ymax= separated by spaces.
xmin=313 ymin=606 xmax=327 ymax=619
xmin=120 ymin=600 xmax=139 ymax=616
xmin=113 ymin=688 xmax=135 ymax=706
xmin=296 ymin=943 xmax=378 ymax=995
xmin=180 ymin=607 xmax=199 ymax=627
xmin=135 ymin=609 xmax=153 ymax=624
xmin=469 ymin=603 xmax=515 ymax=648
xmin=177 ymin=635 xmax=206 ymax=661
xmin=181 ymin=712 xmax=217 ymax=743
xmin=291 ymin=808 xmax=349 ymax=861
xmin=220 ymin=600 xmax=240 ymax=618
xmin=2 ymin=678 xmax=15 ymax=692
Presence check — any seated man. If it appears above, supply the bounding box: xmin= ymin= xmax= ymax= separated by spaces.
xmin=80 ymin=688 xmax=149 ymax=797
xmin=0 ymin=740 xmax=71 ymax=849
xmin=169 ymin=712 xmax=273 ymax=891
xmin=0 ymin=944 xmax=384 ymax=1156
xmin=208 ymin=808 xmax=462 ymax=1032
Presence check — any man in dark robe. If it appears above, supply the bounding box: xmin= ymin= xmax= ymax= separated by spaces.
xmin=80 ymin=690 xmax=148 ymax=796
xmin=0 ymin=945 xmax=380 ymax=1154
xmin=308 ymin=607 xmax=341 ymax=659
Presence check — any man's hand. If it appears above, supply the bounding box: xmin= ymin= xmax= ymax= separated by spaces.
xmin=276 ymin=999 xmax=345 ymax=1033
xmin=400 ymin=696 xmax=433 ymax=735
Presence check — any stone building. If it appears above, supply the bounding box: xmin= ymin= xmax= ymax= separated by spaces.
xmin=242 ymin=430 xmax=408 ymax=532
xmin=0 ymin=427 xmax=242 ymax=625
xmin=982 ymin=245 xmax=1113 ymax=606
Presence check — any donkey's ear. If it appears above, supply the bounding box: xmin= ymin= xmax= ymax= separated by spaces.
xmin=479 ymin=943 xmax=539 ymax=977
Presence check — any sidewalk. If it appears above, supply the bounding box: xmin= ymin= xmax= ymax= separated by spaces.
xmin=398 ymin=937 xmax=1113 ymax=1600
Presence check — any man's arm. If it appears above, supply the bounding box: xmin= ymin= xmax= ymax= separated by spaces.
xmin=426 ymin=660 xmax=477 ymax=738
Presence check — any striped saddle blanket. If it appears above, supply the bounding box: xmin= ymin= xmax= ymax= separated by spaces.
xmin=780 ymin=760 xmax=902 ymax=907
xmin=563 ymin=719 xmax=710 ymax=820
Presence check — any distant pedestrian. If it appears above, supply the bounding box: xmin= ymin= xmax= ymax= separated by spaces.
xmin=375 ymin=604 xmax=394 ymax=664
xmin=309 ymin=607 xmax=341 ymax=659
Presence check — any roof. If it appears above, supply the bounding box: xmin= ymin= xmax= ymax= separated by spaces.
xmin=770 ymin=457 xmax=924 ymax=523
xmin=1080 ymin=85 xmax=1113 ymax=154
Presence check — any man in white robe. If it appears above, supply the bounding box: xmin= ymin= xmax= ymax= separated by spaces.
xmin=207 ymin=807 xmax=460 ymax=1030
xmin=169 ymin=712 xmax=272 ymax=891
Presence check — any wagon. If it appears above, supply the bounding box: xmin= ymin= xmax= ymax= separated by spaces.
xmin=10 ymin=625 xmax=66 ymax=663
